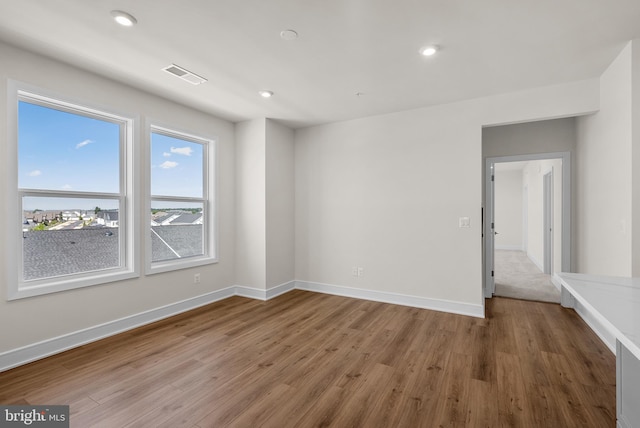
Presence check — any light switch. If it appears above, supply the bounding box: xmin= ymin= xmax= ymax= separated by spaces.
xmin=459 ymin=217 xmax=470 ymax=228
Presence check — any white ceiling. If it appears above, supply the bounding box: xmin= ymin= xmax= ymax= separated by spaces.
xmin=1 ymin=0 xmax=639 ymax=128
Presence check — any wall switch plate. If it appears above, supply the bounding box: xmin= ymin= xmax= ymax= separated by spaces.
xmin=357 ymin=267 xmax=364 ymax=277
xmin=459 ymin=217 xmax=471 ymax=228
xmin=352 ymin=267 xmax=359 ymax=277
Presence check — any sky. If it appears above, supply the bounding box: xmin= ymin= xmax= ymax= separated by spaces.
xmin=151 ymin=132 xmax=204 ymax=198
xmin=19 ymin=100 xmax=204 ymax=211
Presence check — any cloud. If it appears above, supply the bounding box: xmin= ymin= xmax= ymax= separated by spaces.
xmin=62 ymin=184 xmax=72 ymax=190
xmin=170 ymin=146 xmax=193 ymax=156
xmin=76 ymin=139 xmax=93 ymax=149
xmin=163 ymin=152 xmax=171 ymax=157
xmin=159 ymin=161 xmax=178 ymax=169
xmin=29 ymin=170 xmax=42 ymax=177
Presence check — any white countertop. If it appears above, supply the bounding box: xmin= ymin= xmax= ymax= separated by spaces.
xmin=554 ymin=272 xmax=640 ymax=360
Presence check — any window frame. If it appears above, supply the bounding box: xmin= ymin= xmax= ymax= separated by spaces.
xmin=145 ymin=123 xmax=217 ymax=275
xmin=7 ymin=81 xmax=138 ymax=300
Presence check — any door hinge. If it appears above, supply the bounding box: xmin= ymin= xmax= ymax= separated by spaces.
xmin=491 ymin=270 xmax=494 ymax=277
xmin=491 ymin=222 xmax=494 ymax=229
xmin=491 ymin=175 xmax=494 ymax=182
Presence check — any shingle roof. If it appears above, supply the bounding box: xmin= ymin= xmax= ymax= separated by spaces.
xmin=151 ymin=225 xmax=203 ymax=262
xmin=169 ymin=213 xmax=202 ymax=224
xmin=153 ymin=214 xmax=175 ymax=224
xmin=23 ymin=228 xmax=119 ymax=280
xmin=22 ymin=225 xmax=204 ymax=280
xmin=97 ymin=210 xmax=119 ymax=221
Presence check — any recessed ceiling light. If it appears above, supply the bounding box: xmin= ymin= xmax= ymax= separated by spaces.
xmin=259 ymin=90 xmax=274 ymax=98
xmin=420 ymin=45 xmax=439 ymax=56
xmin=280 ymin=29 xmax=298 ymax=41
xmin=111 ymin=10 xmax=137 ymax=27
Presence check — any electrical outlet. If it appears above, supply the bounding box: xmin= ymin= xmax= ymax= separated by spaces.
xmin=357 ymin=267 xmax=364 ymax=277
xmin=352 ymin=266 xmax=359 ymax=277
xmin=193 ymin=273 xmax=201 ymax=284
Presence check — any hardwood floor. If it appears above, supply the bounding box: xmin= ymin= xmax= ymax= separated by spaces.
xmin=0 ymin=291 xmax=616 ymax=427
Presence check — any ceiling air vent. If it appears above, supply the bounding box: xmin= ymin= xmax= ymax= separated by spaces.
xmin=162 ymin=64 xmax=207 ymax=85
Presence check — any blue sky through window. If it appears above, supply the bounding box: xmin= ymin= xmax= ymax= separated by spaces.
xmin=18 ymin=101 xmax=204 ymax=211
xmin=151 ymin=132 xmax=203 ymax=199
xmin=18 ymin=101 xmax=120 ymax=196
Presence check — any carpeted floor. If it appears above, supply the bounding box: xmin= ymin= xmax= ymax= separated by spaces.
xmin=494 ymin=250 xmax=561 ymax=303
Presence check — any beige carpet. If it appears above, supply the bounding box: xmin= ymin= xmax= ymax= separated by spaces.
xmin=494 ymin=250 xmax=561 ymax=303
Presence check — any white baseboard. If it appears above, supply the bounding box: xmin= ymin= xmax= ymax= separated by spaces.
xmin=235 ymin=285 xmax=267 ymax=300
xmin=527 ymin=252 xmax=544 ymax=272
xmin=0 ymin=279 xmax=481 ymax=372
xmin=295 ymin=280 xmax=484 ymax=318
xmin=572 ymin=299 xmax=616 ymax=355
xmin=235 ymin=281 xmax=297 ymax=300
xmin=267 ymin=281 xmax=297 ymax=299
xmin=0 ymin=287 xmax=236 ymax=373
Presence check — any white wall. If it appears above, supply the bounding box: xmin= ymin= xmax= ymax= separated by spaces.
xmin=522 ymin=159 xmax=563 ymax=272
xmin=235 ymin=118 xmax=295 ymax=290
xmin=494 ymin=169 xmax=523 ymax=250
xmin=631 ymin=41 xmax=640 ymax=276
xmin=483 ymin=118 xmax=577 ymax=158
xmin=295 ymin=80 xmax=598 ymax=312
xmin=576 ymin=42 xmax=633 ymax=276
xmin=235 ymin=119 xmax=267 ymax=289
xmin=0 ymin=42 xmax=237 ymax=353
xmin=266 ymin=119 xmax=295 ymax=288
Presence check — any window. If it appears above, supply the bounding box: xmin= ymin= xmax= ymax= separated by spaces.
xmin=147 ymin=126 xmax=216 ymax=273
xmin=9 ymin=86 xmax=136 ymax=299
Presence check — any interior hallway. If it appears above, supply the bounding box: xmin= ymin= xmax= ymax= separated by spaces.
xmin=494 ymin=249 xmax=561 ymax=303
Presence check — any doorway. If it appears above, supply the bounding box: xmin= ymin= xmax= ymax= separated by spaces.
xmin=484 ymin=152 xmax=571 ymax=302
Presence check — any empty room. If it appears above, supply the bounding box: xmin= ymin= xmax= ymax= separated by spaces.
xmin=0 ymin=1 xmax=639 ymax=427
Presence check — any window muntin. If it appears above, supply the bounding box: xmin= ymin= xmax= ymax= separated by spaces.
xmin=149 ymin=127 xmax=214 ymax=272
xmin=11 ymin=89 xmax=135 ymax=299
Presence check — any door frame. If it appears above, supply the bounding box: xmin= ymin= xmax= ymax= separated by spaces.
xmin=543 ymin=170 xmax=554 ymax=274
xmin=484 ymin=151 xmax=571 ymax=299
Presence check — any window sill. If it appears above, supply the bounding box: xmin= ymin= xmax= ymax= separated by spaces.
xmin=146 ymin=256 xmax=218 ymax=276
xmin=8 ymin=270 xmax=139 ymax=301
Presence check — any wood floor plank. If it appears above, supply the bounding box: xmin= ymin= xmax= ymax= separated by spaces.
xmin=470 ymin=324 xmax=495 ymax=383
xmin=364 ymin=351 xmax=423 ymax=427
xmin=523 ymin=382 xmax=564 ymax=427
xmin=333 ymin=362 xmax=396 ymax=427
xmin=513 ymin=324 xmax=552 ymax=389
xmin=291 ymin=385 xmax=349 ymax=427
xmin=496 ymin=351 xmax=529 ymax=427
xmin=433 ymin=352 xmax=473 ymax=427
xmin=466 ymin=379 xmax=499 ymax=428
xmin=0 ymin=293 xmax=616 ymax=427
